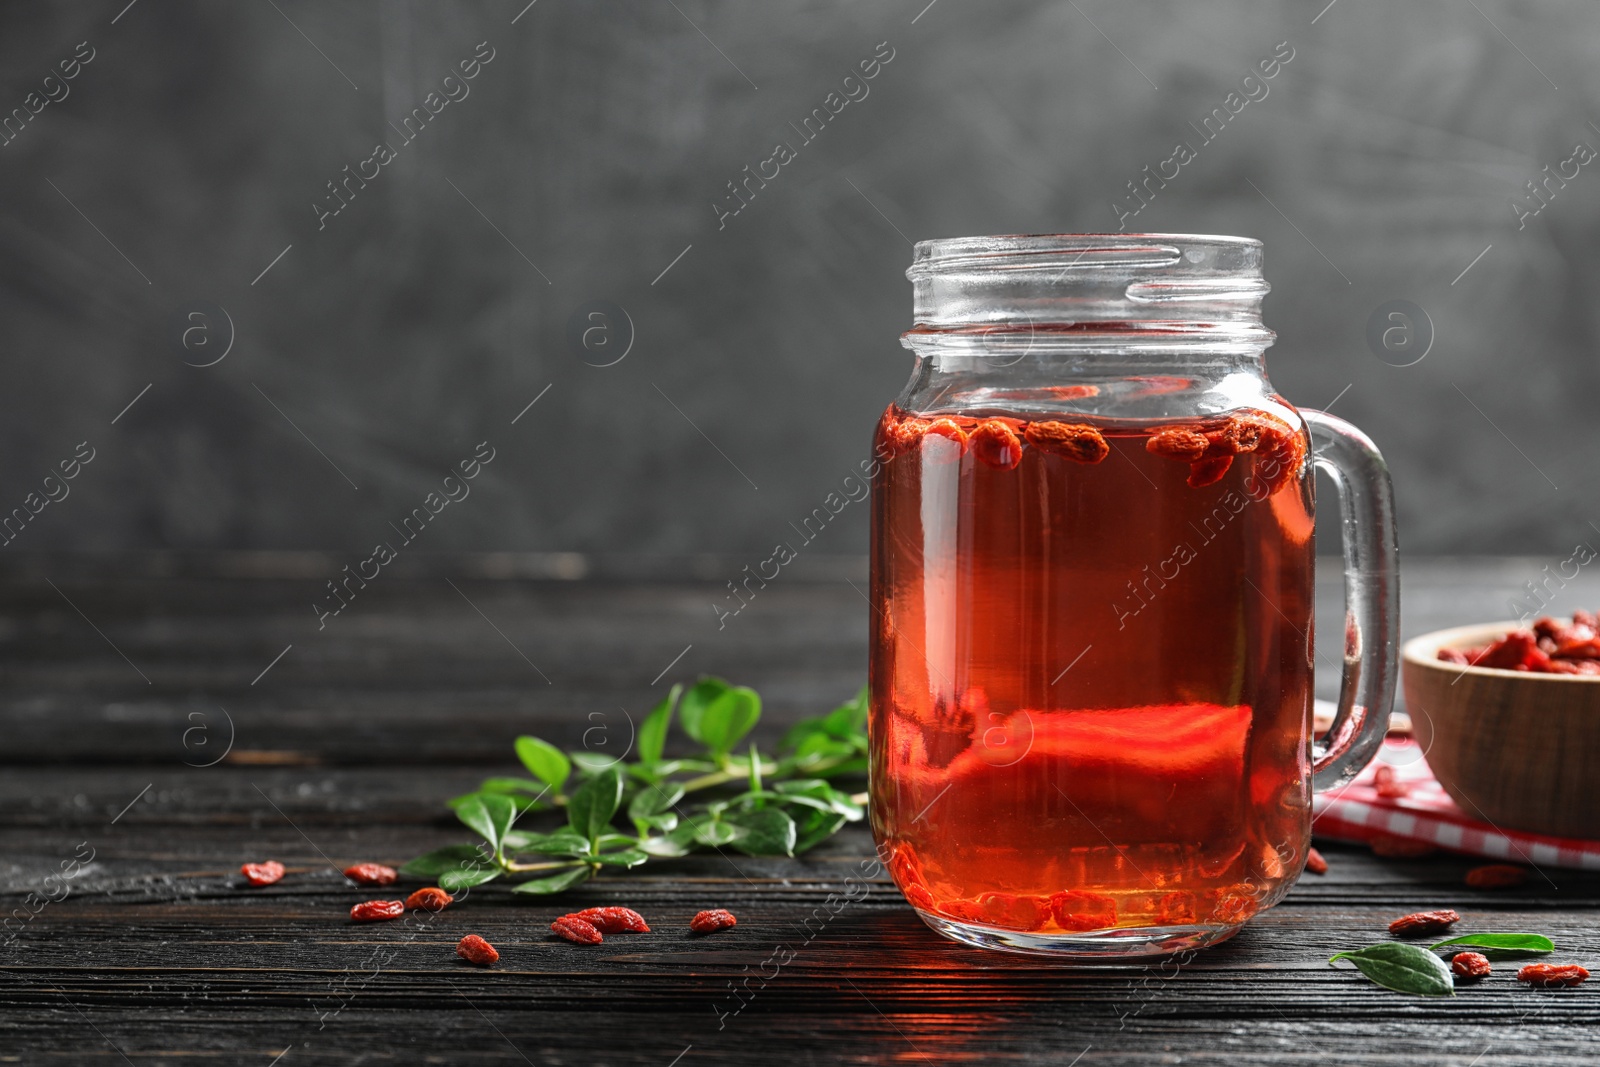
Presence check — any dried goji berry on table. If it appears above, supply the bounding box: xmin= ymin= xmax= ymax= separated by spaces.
xmin=1304 ymin=847 xmax=1328 ymax=875
xmin=689 ymin=909 xmax=738 ymax=935
xmin=351 ymin=899 xmax=405 ymax=922
xmin=1517 ymin=963 xmax=1589 ymax=987
xmin=343 ymin=863 xmax=397 ymax=887
xmin=567 ymin=907 xmax=650 ymax=934
xmin=241 ymin=861 xmax=285 ymax=886
xmin=1186 ymin=455 xmax=1233 ymax=488
xmin=1464 ymin=864 xmax=1529 ymax=890
xmin=405 ymin=887 xmax=452 ymax=912
xmin=1146 ymin=427 xmax=1209 ymax=461
xmin=456 ymin=934 xmax=499 ymax=966
xmin=1387 ymin=909 xmax=1460 ymax=938
xmin=551 ymin=916 xmax=604 ymax=944
xmin=1023 ymin=421 xmax=1109 ymax=463
xmin=1451 ymin=952 xmax=1492 ymax=980
xmin=970 ymin=419 xmax=1023 ymax=470
xmin=1048 ymin=890 xmax=1117 ymax=931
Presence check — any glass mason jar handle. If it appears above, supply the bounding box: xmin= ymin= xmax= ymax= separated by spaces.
xmin=1302 ymin=409 xmax=1401 ymax=790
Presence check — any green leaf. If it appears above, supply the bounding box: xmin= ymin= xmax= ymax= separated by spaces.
xmin=477 ymin=776 xmax=550 ymax=796
xmin=594 ymin=848 xmax=650 ymax=868
xmin=629 ymin=782 xmax=685 ymax=826
xmin=400 ymin=844 xmax=493 ymax=877
xmin=510 ymin=866 xmax=592 ymax=895
xmin=480 ymin=794 xmax=519 ymax=851
xmin=1430 ymin=933 xmax=1555 ymax=959
xmin=1329 ymin=943 xmax=1454 ymax=996
xmin=567 ymin=764 xmax=624 ymax=842
xmin=639 ymin=834 xmax=692 ymax=859
xmin=570 ymin=751 xmax=620 ymax=775
xmin=726 ymin=808 xmax=796 ymax=857
xmin=503 ymin=829 xmax=590 ymax=857
xmin=699 ymin=687 xmax=761 ymax=755
xmin=794 ymin=810 xmax=849 ymax=854
xmin=638 ymin=684 xmax=681 ymax=764
xmin=439 ymin=865 xmax=503 ymax=891
xmin=596 ymin=832 xmax=636 ymax=852
xmin=679 ymin=676 xmax=732 ymax=745
xmin=821 ymin=687 xmax=868 ymax=738
xmin=688 ymin=814 xmax=740 ymax=847
xmin=453 ymin=795 xmax=498 ymax=845
xmin=794 ymin=732 xmax=855 ymax=761
xmin=514 ymin=736 xmax=571 ymax=793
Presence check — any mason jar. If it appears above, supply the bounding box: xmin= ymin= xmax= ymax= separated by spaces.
xmin=868 ymin=233 xmax=1398 ymax=958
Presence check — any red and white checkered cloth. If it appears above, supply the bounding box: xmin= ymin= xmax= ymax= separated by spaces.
xmin=1312 ymin=738 xmax=1600 ymax=871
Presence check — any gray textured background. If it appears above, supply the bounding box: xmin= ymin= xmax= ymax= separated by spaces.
xmin=1 ymin=0 xmax=1595 ymax=558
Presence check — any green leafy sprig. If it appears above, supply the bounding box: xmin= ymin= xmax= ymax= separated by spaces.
xmin=401 ymin=677 xmax=869 ymax=896
xmin=1329 ymin=932 xmax=1555 ymax=996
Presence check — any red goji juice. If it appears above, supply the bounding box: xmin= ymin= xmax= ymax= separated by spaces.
xmin=869 ymin=407 xmax=1314 ymax=943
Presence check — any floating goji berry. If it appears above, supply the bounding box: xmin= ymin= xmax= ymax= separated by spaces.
xmin=1305 ymin=847 xmax=1328 ymax=875
xmin=1048 ymin=890 xmax=1117 ymax=931
xmin=351 ymin=899 xmax=405 ymax=922
xmin=405 ymin=887 xmax=452 ymax=912
xmin=456 ymin=934 xmax=499 ymax=966
xmin=1370 ymin=834 xmax=1437 ymax=859
xmin=1212 ymin=884 xmax=1260 ymax=924
xmin=1146 ymin=427 xmax=1210 ymax=461
xmin=1464 ymin=864 xmax=1529 ymax=890
xmin=1452 ymin=952 xmax=1492 ymax=980
xmin=1518 ymin=963 xmax=1589 ymax=987
xmin=1023 ymin=421 xmax=1108 ymax=463
xmin=959 ymin=892 xmax=1047 ymax=931
xmin=241 ymin=861 xmax=285 ymax=886
xmin=567 ymin=907 xmax=650 ymax=934
xmin=551 ymin=916 xmax=604 ymax=944
xmin=1373 ymin=764 xmax=1412 ymax=799
xmin=1157 ymin=891 xmax=1196 ymax=924
xmin=902 ymin=883 xmax=936 ymax=911
xmin=1204 ymin=417 xmax=1264 ymax=456
xmin=343 ymin=863 xmax=397 ymax=886
xmin=1187 ymin=455 xmax=1232 ymax=487
xmin=689 ymin=909 xmax=738 ymax=935
xmin=970 ymin=419 xmax=1023 ymax=470
xmin=1388 ymin=909 xmax=1459 ymax=938
xmin=923 ymin=418 xmax=969 ymax=453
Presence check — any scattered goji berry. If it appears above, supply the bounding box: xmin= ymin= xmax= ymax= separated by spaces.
xmin=1373 ymin=764 xmax=1412 ymax=799
xmin=1441 ymin=612 xmax=1600 ymax=674
xmin=405 ymin=887 xmax=452 ymax=912
xmin=970 ymin=419 xmax=1023 ymax=470
xmin=1370 ymin=834 xmax=1437 ymax=859
xmin=1187 ymin=455 xmax=1233 ymax=488
xmin=1517 ymin=963 xmax=1589 ymax=987
xmin=351 ymin=899 xmax=405 ymax=922
xmin=1146 ymin=427 xmax=1209 ymax=461
xmin=1464 ymin=864 xmax=1528 ymax=890
xmin=567 ymin=907 xmax=650 ymax=934
xmin=551 ymin=916 xmax=604 ymax=944
xmin=1048 ymin=890 xmax=1117 ymax=932
xmin=1305 ymin=847 xmax=1328 ymax=875
xmin=923 ymin=418 xmax=969 ymax=453
xmin=456 ymin=934 xmax=499 ymax=966
xmin=1388 ymin=909 xmax=1460 ymax=938
xmin=343 ymin=863 xmax=397 ymax=887
xmin=689 ymin=909 xmax=738 ymax=935
xmin=1451 ymin=952 xmax=1492 ymax=980
xmin=241 ymin=861 xmax=285 ymax=886
xmin=1023 ymin=421 xmax=1108 ymax=463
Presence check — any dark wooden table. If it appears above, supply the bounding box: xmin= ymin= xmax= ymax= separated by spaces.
xmin=4 ymin=553 xmax=1598 ymax=1065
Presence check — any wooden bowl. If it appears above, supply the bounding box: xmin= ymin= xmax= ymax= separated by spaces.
xmin=1403 ymin=621 xmax=1600 ymax=839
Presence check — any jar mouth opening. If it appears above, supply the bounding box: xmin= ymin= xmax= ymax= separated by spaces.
xmin=906 ymin=232 xmax=1272 ymax=348
xmin=908 ymin=233 xmax=1263 ymax=279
